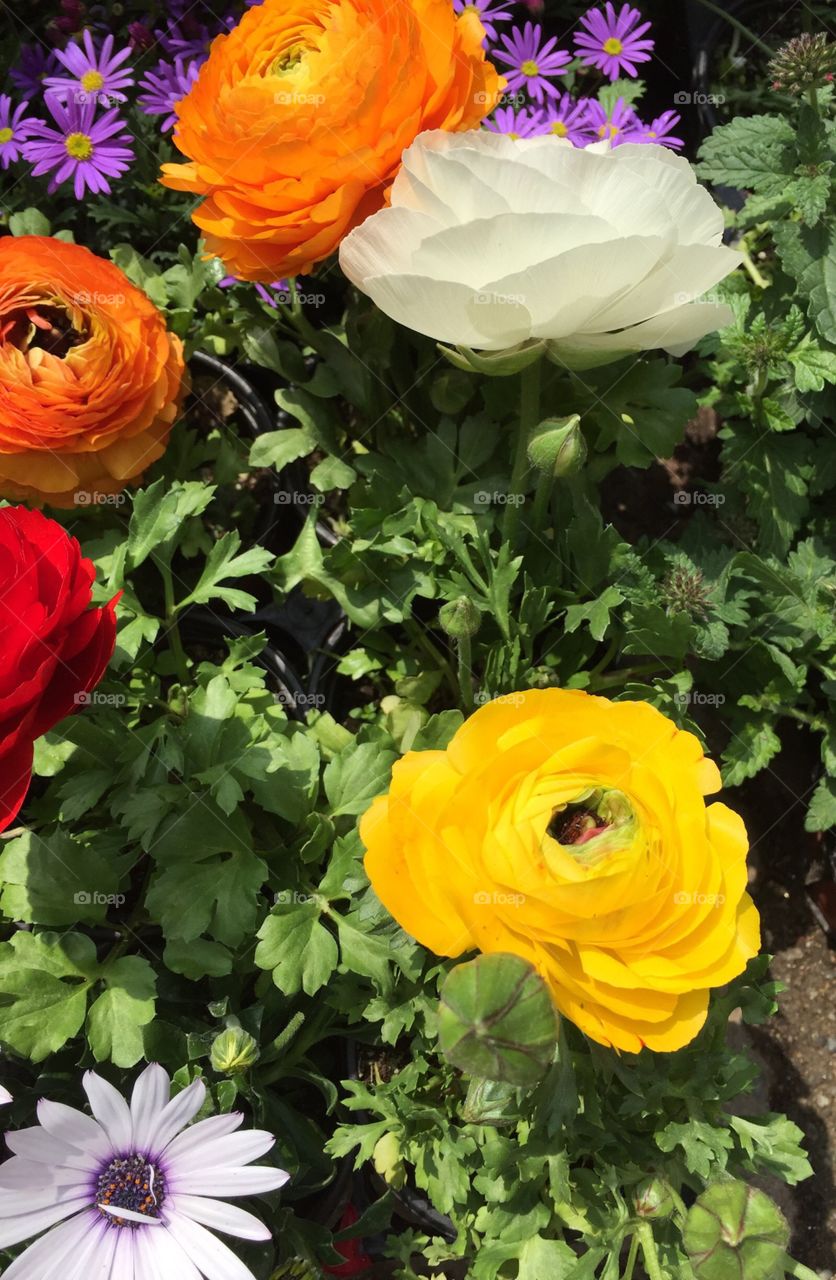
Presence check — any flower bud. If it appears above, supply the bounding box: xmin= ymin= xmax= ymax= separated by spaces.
xmin=439 ymin=339 xmax=546 ymax=377
xmin=210 ymin=1027 xmax=260 ymax=1075
xmin=527 ymin=416 xmax=586 ymax=478
xmin=439 ymin=596 xmax=482 ymax=639
xmin=439 ymin=952 xmax=559 ymax=1087
xmin=683 ymin=1181 xmax=789 ymax=1280
xmin=372 ymin=1131 xmax=406 ymax=1189
xmin=768 ymin=33 xmax=836 ymax=94
xmin=634 ymin=1176 xmax=676 ymax=1219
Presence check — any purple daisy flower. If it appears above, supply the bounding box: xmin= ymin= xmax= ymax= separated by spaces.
xmin=626 ymin=109 xmax=684 ymax=149
xmin=9 ymin=44 xmax=60 ymax=98
xmin=484 ymin=104 xmax=546 ymax=138
xmin=23 ymin=93 xmax=134 ymax=198
xmin=44 ymin=30 xmax=134 ymax=106
xmin=583 ymin=96 xmax=639 ymax=145
xmin=539 ymin=93 xmax=593 ymax=144
xmin=138 ymin=57 xmax=201 ymax=132
xmin=0 ymin=96 xmax=42 ymax=169
xmin=157 ymin=15 xmax=235 ymax=62
xmin=574 ymin=4 xmax=654 ymax=80
xmin=453 ymin=0 xmax=515 ymax=44
xmin=495 ymin=22 xmax=572 ymax=103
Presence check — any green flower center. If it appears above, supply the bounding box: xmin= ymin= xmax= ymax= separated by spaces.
xmin=521 ymin=59 xmax=539 ymax=77
xmin=65 ymin=131 xmax=93 ymax=159
xmin=0 ymin=127 xmax=13 ymax=144
xmin=271 ymin=44 xmax=306 ymax=75
xmin=550 ymin=120 xmax=568 ymax=136
xmin=603 ymin=36 xmax=624 ymax=55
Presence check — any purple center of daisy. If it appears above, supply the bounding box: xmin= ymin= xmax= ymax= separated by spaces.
xmin=96 ymin=1154 xmax=166 ymax=1227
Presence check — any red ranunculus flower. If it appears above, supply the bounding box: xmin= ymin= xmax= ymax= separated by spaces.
xmin=0 ymin=505 xmax=118 ymax=831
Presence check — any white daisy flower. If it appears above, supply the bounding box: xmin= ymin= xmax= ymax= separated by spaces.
xmin=0 ymin=1063 xmax=289 ymax=1279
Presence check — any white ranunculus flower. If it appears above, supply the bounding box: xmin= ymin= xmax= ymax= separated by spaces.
xmin=339 ymin=130 xmax=741 ymax=371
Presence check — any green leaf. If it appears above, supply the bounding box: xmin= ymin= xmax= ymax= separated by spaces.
xmin=146 ymin=849 xmax=267 ymax=946
xmin=323 ymin=741 xmax=397 ymax=817
xmin=179 ymin=532 xmax=273 ymax=612
xmin=788 ymin=336 xmax=836 ymax=392
xmin=805 ymin=775 xmax=836 ymax=831
xmin=0 ymin=831 xmax=125 ymax=926
xmin=730 ymin=1114 xmax=814 ymax=1184
xmin=164 ymin=938 xmax=234 ymax=979
xmin=127 ymin=479 xmax=214 ymax=569
xmin=0 ymin=932 xmax=96 ymax=1061
xmin=563 ymin=587 xmax=624 ymax=641
xmin=9 ymin=208 xmax=51 ymax=237
xmin=249 ymin=426 xmax=316 ymax=470
xmin=310 ymin=455 xmax=357 ymax=491
xmin=87 ymin=956 xmax=157 ymax=1068
xmin=255 ymin=905 xmax=338 ymax=996
xmin=697 ymin=115 xmax=795 ymax=194
xmin=721 ymin=721 xmax=782 ymax=788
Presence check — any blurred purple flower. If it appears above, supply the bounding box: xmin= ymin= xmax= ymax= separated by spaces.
xmin=0 ymin=96 xmax=42 ymax=169
xmin=219 ymin=275 xmax=294 ymax=308
xmin=138 ymin=57 xmax=201 ymax=131
xmin=9 ymin=45 xmax=60 ymax=99
xmin=23 ymin=93 xmax=134 ymax=198
xmin=583 ymin=96 xmax=639 ymax=145
xmin=539 ymin=94 xmax=593 ymax=144
xmin=484 ymin=104 xmax=546 ymax=138
xmin=626 ymin=109 xmax=684 ymax=149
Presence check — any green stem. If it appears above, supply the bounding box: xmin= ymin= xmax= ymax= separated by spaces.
xmin=784 ymin=1256 xmax=822 ymax=1280
xmin=404 ymin=619 xmax=458 ymax=700
xmin=739 ymin=238 xmax=769 ymax=290
xmin=531 ymin=469 xmax=554 ymax=534
xmin=160 ymin=562 xmax=190 ymax=686
xmin=636 ymin=1222 xmax=666 ymax=1280
xmin=589 ymin=637 xmax=619 ymax=680
xmin=621 ymin=1233 xmax=640 ymax=1280
xmin=808 ymin=87 xmax=820 ymax=116
xmin=502 ymin=361 xmax=542 ymax=547
xmin=692 ymin=0 xmax=774 ymax=53
xmin=588 ymin=663 xmax=666 ymax=692
xmin=456 ymin=633 xmax=474 ymax=713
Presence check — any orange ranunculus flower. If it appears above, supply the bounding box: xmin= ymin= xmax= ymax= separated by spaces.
xmin=0 ymin=235 xmax=186 ymax=508
xmin=362 ymin=689 xmax=760 ymax=1053
xmin=160 ymin=0 xmax=503 ymax=282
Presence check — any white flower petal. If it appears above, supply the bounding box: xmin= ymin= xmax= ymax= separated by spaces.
xmin=109 ymin=1225 xmax=138 ymax=1280
xmin=550 ymin=301 xmax=734 ymax=367
xmin=0 ymin=1210 xmax=100 ymax=1280
xmin=169 ymin=1165 xmax=289 ymax=1198
xmin=0 ymin=1085 xmax=12 ymax=1105
xmin=5 ymin=1127 xmax=100 ymax=1173
xmin=590 ymin=244 xmax=742 ymax=331
xmin=165 ymin=1210 xmax=259 ymax=1280
xmin=165 ymin=1129 xmax=278 ymax=1177
xmin=145 ymin=1078 xmax=206 ymax=1158
xmin=171 ymin=1192 xmax=272 ymax=1241
xmin=83 ymin=1072 xmax=133 ymax=1154
xmin=36 ymin=1100 xmax=112 ymax=1160
xmin=0 ymin=1156 xmax=85 ymax=1191
xmin=129 ymin=1064 xmax=171 ymax=1153
xmin=485 ymin=236 xmax=669 ymax=338
xmin=155 ymin=1111 xmax=243 ymax=1166
xmin=341 ymin=130 xmax=738 ymax=360
xmin=0 ymin=1191 xmax=90 ymax=1249
xmin=135 ymin=1224 xmax=203 ymax=1280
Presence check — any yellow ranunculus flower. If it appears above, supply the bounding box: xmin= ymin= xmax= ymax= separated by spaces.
xmin=361 ymin=689 xmax=760 ymax=1053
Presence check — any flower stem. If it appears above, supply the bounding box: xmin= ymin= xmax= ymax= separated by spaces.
xmin=636 ymin=1222 xmax=666 ymax=1280
xmin=456 ymin=632 xmax=474 ymax=713
xmin=621 ymin=1233 xmax=640 ymax=1280
xmin=739 ymin=237 xmax=769 ymax=290
xmin=160 ymin=560 xmax=190 ymax=685
xmin=531 ymin=469 xmax=553 ymax=533
xmin=502 ymin=360 xmax=542 ymax=547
